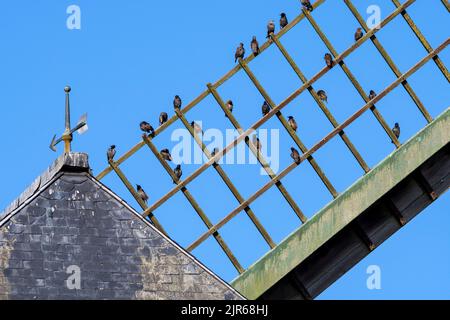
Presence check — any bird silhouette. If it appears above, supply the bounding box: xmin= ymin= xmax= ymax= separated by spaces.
xmin=291 ymin=147 xmax=301 ymax=164
xmin=392 ymin=123 xmax=401 ymax=142
xmin=235 ymin=43 xmax=245 ymax=62
xmin=140 ymin=121 xmax=155 ymax=137
xmin=267 ymin=20 xmax=276 ymax=39
xmin=159 ymin=112 xmax=168 ymax=126
xmin=280 ymin=13 xmax=288 ymax=29
xmin=301 ymin=0 xmax=313 ymax=11
xmin=173 ymin=165 xmax=182 ymax=184
xmin=355 ymin=27 xmax=364 ymax=41
xmin=369 ymin=90 xmax=377 ymax=100
xmin=174 ymin=95 xmax=182 ymax=110
xmin=324 ymin=53 xmax=334 ymax=68
xmin=107 ymin=145 xmax=116 ymax=162
xmin=191 ymin=121 xmax=203 ymax=136
xmin=262 ymin=101 xmax=271 ymax=116
xmin=136 ymin=185 xmax=149 ymax=204
xmin=160 ymin=149 xmax=172 ymax=161
xmin=317 ymin=90 xmax=328 ymax=103
xmin=225 ymin=100 xmax=234 ymax=117
xmin=288 ymin=116 xmax=298 ymax=132
xmin=252 ymin=135 xmax=262 ymax=152
xmin=251 ymin=36 xmax=260 ymax=57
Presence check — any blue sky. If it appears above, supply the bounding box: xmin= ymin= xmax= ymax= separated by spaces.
xmin=0 ymin=0 xmax=448 ymax=299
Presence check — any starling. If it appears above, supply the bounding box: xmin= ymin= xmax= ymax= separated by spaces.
xmin=355 ymin=27 xmax=364 ymax=41
xmin=136 ymin=185 xmax=149 ymax=204
xmin=280 ymin=13 xmax=289 ymax=29
xmin=140 ymin=121 xmax=155 ymax=136
xmin=107 ymin=145 xmax=116 ymax=162
xmin=288 ymin=116 xmax=298 ymax=132
xmin=317 ymin=90 xmax=328 ymax=103
xmin=252 ymin=135 xmax=261 ymax=151
xmin=267 ymin=20 xmax=276 ymax=39
xmin=235 ymin=43 xmax=245 ymax=62
xmin=211 ymin=147 xmax=219 ymax=157
xmin=174 ymin=95 xmax=182 ymax=110
xmin=290 ymin=147 xmax=301 ymax=164
xmin=251 ymin=36 xmax=260 ymax=57
xmin=301 ymin=0 xmax=314 ymax=12
xmin=159 ymin=112 xmax=168 ymax=126
xmin=262 ymin=101 xmax=271 ymax=116
xmin=160 ymin=149 xmax=172 ymax=161
xmin=225 ymin=100 xmax=234 ymax=117
xmin=392 ymin=123 xmax=401 ymax=141
xmin=369 ymin=90 xmax=377 ymax=100
xmin=324 ymin=53 xmax=334 ymax=68
xmin=173 ymin=164 xmax=182 ymax=184
xmin=191 ymin=121 xmax=203 ymax=136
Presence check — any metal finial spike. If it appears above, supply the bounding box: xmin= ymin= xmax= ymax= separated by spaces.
xmin=49 ymin=85 xmax=88 ymax=153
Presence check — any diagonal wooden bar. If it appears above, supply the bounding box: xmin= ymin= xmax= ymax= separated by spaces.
xmin=270 ymin=34 xmax=370 ymax=173
xmin=141 ymin=134 xmax=244 ymax=273
xmin=302 ymin=7 xmax=402 ymax=147
xmin=392 ymin=0 xmax=449 ymax=82
xmin=237 ymin=59 xmax=309 ymax=222
xmin=236 ymin=58 xmax=339 ymax=199
xmin=207 ymin=84 xmax=320 ymax=222
xmin=441 ymin=0 xmax=450 ymax=12
xmin=345 ymin=0 xmax=434 ymax=123
xmin=186 ymin=38 xmax=449 ymax=252
xmin=95 ymin=0 xmax=327 ymax=182
xmin=108 ymin=160 xmax=167 ymax=235
xmin=142 ymin=0 xmax=418 ymax=216
xmin=174 ymin=110 xmax=276 ymax=249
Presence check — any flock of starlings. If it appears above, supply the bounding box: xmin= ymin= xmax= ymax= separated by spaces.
xmin=106 ymin=0 xmax=401 ymax=204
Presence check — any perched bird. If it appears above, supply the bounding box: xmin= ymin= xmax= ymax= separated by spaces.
xmin=191 ymin=121 xmax=203 ymax=135
xmin=355 ymin=27 xmax=364 ymax=41
xmin=317 ymin=90 xmax=328 ymax=103
xmin=235 ymin=43 xmax=245 ymax=62
xmin=225 ymin=100 xmax=234 ymax=117
xmin=290 ymin=147 xmax=301 ymax=164
xmin=159 ymin=112 xmax=168 ymax=126
xmin=107 ymin=145 xmax=116 ymax=162
xmin=140 ymin=121 xmax=155 ymax=136
xmin=251 ymin=36 xmax=260 ymax=57
xmin=324 ymin=53 xmax=334 ymax=68
xmin=173 ymin=95 xmax=182 ymax=110
xmin=301 ymin=0 xmax=314 ymax=12
xmin=392 ymin=123 xmax=401 ymax=142
xmin=173 ymin=164 xmax=182 ymax=184
xmin=288 ymin=116 xmax=298 ymax=132
xmin=136 ymin=185 xmax=149 ymax=204
xmin=267 ymin=20 xmax=276 ymax=39
xmin=211 ymin=148 xmax=219 ymax=157
xmin=160 ymin=149 xmax=172 ymax=161
xmin=262 ymin=101 xmax=271 ymax=116
xmin=252 ymin=135 xmax=261 ymax=151
xmin=368 ymin=90 xmax=377 ymax=100
xmin=280 ymin=13 xmax=289 ymax=29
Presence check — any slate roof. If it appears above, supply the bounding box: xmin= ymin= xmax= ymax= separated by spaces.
xmin=0 ymin=153 xmax=244 ymax=300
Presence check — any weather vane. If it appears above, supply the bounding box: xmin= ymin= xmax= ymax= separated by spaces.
xmin=50 ymin=86 xmax=88 ymax=153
